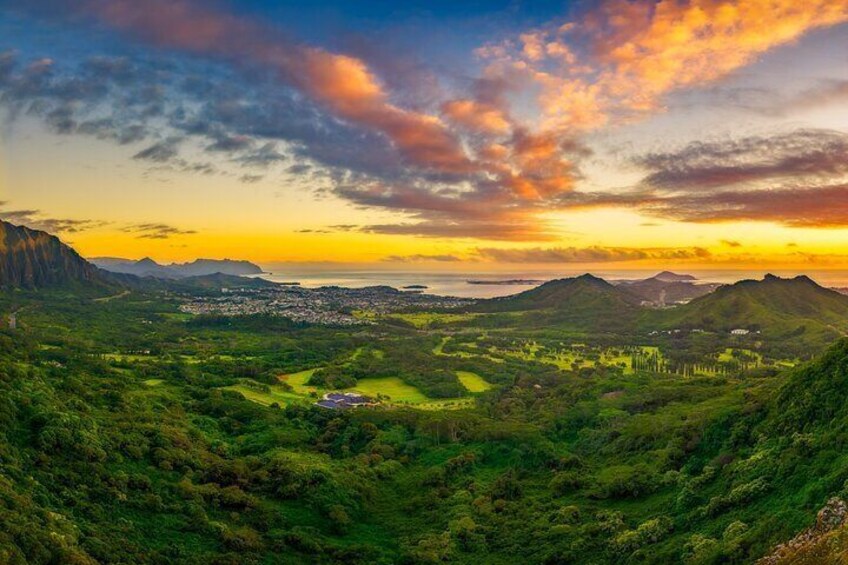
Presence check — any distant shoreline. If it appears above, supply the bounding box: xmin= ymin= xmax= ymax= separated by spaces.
xmin=467 ymin=279 xmax=546 ymax=286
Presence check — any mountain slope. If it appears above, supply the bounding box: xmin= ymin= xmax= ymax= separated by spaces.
xmin=654 ymin=274 xmax=848 ymax=342
xmin=475 ymin=274 xmax=638 ymax=313
xmin=653 ymin=271 xmax=697 ymax=282
xmin=471 ymin=274 xmax=640 ymax=331
xmin=615 ymin=276 xmax=721 ymax=305
xmin=0 ymin=220 xmax=104 ymax=289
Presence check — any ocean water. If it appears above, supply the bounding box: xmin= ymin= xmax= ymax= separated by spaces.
xmin=258 ymin=267 xmax=848 ymax=299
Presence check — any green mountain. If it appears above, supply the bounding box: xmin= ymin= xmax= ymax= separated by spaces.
xmin=475 ymin=274 xmax=638 ymax=312
xmin=0 ymin=220 xmax=104 ymax=289
xmin=470 ymin=274 xmax=640 ymax=332
xmin=655 ymin=274 xmax=848 ymax=343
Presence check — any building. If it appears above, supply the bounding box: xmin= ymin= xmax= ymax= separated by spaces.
xmin=315 ymin=392 xmax=376 ymax=409
xmin=730 ymin=328 xmax=750 ymax=335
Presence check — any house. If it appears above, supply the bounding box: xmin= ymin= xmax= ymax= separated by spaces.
xmin=730 ymin=329 xmax=750 ymax=335
xmin=315 ymin=392 xmax=376 ymax=409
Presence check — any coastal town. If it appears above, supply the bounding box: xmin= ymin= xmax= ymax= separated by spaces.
xmin=178 ymin=283 xmax=473 ymax=325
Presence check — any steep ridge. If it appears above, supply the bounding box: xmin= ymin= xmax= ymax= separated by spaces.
xmin=0 ymin=220 xmax=104 ymax=289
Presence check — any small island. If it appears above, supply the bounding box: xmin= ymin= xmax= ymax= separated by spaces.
xmin=467 ymin=279 xmax=545 ymax=286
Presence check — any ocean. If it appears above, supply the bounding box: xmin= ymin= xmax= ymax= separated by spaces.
xmin=257 ymin=267 xmax=848 ymax=299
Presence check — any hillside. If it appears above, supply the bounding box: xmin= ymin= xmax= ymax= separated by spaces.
xmin=0 ymin=220 xmax=104 ymax=289
xmin=615 ymin=276 xmax=721 ymax=305
xmin=92 ymin=257 xmax=264 ymax=279
xmin=653 ymin=271 xmax=697 ymax=282
xmin=468 ymin=274 xmax=639 ymax=332
xmin=653 ymin=274 xmax=848 ymax=345
xmin=475 ymin=274 xmax=638 ymax=313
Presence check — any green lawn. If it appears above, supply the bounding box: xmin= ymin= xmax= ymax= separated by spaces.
xmin=346 ymin=377 xmax=429 ymax=403
xmin=456 ymin=371 xmax=492 ymax=392
xmin=248 ymin=373 xmax=475 ymax=411
xmin=222 ymin=384 xmax=307 ymax=406
xmin=280 ymin=369 xmax=319 ymax=394
xmin=388 ymin=312 xmax=481 ymax=329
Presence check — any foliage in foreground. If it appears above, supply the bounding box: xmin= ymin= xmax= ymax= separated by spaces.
xmin=2 ymin=292 xmax=848 ymax=563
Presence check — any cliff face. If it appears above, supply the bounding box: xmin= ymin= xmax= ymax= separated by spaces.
xmin=758 ymin=498 xmax=848 ymax=564
xmin=0 ymin=220 xmax=102 ymax=289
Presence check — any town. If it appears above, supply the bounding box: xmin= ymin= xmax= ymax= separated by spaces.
xmin=178 ymin=283 xmax=474 ymax=325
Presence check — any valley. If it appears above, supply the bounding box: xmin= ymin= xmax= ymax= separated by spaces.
xmin=2 ymin=219 xmax=848 ymax=564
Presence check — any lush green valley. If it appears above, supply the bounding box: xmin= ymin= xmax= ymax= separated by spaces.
xmin=3 ymin=278 xmax=848 ymax=564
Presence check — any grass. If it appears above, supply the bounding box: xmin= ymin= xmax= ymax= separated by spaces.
xmin=223 ymin=384 xmax=307 ymax=406
xmin=456 ymin=371 xmax=492 ymax=392
xmin=103 ymin=353 xmax=153 ymax=362
xmin=279 ymin=369 xmax=318 ymax=395
xmin=388 ymin=312 xmax=480 ymax=329
xmin=241 ymin=371 xmax=475 ymax=411
xmin=346 ymin=377 xmax=428 ymax=403
xmin=143 ymin=379 xmax=164 ymax=386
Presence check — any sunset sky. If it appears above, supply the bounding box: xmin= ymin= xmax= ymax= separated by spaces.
xmin=1 ymin=0 xmax=847 ymax=270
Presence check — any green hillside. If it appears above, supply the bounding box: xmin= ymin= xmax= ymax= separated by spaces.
xmin=650 ymin=275 xmax=848 ymax=351
xmin=472 ymin=274 xmax=641 ymax=331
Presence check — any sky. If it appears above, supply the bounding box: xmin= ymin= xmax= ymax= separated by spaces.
xmin=0 ymin=0 xmax=847 ymax=271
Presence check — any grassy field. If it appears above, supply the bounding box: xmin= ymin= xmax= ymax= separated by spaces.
xmin=345 ymin=376 xmax=429 ymax=403
xmin=223 ymin=383 xmax=307 ymax=406
xmin=279 ymin=369 xmax=318 ymax=394
xmin=240 ymin=373 xmax=476 ymax=411
xmin=456 ymin=371 xmax=492 ymax=392
xmin=387 ymin=312 xmax=481 ymax=329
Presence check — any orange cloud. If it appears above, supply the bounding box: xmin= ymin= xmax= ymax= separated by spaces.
xmin=441 ymin=99 xmax=512 ymax=134
xmin=480 ymin=0 xmax=848 ymax=130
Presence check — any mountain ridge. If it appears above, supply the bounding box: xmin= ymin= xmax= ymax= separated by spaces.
xmin=91 ymin=256 xmax=264 ymax=279
xmin=0 ymin=220 xmax=106 ymax=289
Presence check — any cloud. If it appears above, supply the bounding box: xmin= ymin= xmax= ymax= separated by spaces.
xmin=133 ymin=137 xmax=183 ymax=162
xmin=478 ymin=0 xmax=848 ymax=130
xmin=0 ymin=206 xmax=103 ymax=233
xmin=721 ymin=240 xmax=741 ymax=248
xmin=475 ymin=246 xmax=712 ymax=263
xmin=4 ymin=3 xmax=586 ymax=240
xmin=789 ymin=79 xmax=848 ymax=112
xmin=239 ymin=174 xmax=263 ymax=184
xmin=441 ymin=99 xmax=511 ymax=134
xmin=122 ymin=223 xmax=197 ymax=239
xmin=7 ymin=0 xmax=847 ymax=242
xmin=621 ymin=128 xmax=848 ymax=227
xmin=636 ymin=129 xmax=848 ymax=191
xmin=382 ymin=254 xmax=463 ymax=263
xmin=639 ymin=183 xmax=848 ymax=227
xmin=60 ymin=0 xmax=472 ymax=175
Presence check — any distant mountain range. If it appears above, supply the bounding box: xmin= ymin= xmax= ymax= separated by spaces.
xmin=472 ymin=271 xmax=848 ymax=349
xmin=613 ymin=272 xmax=722 ymax=305
xmin=91 ymin=257 xmax=264 ymax=279
xmin=5 ymin=217 xmax=848 ymax=351
xmin=0 ymin=220 xmax=105 ymax=289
